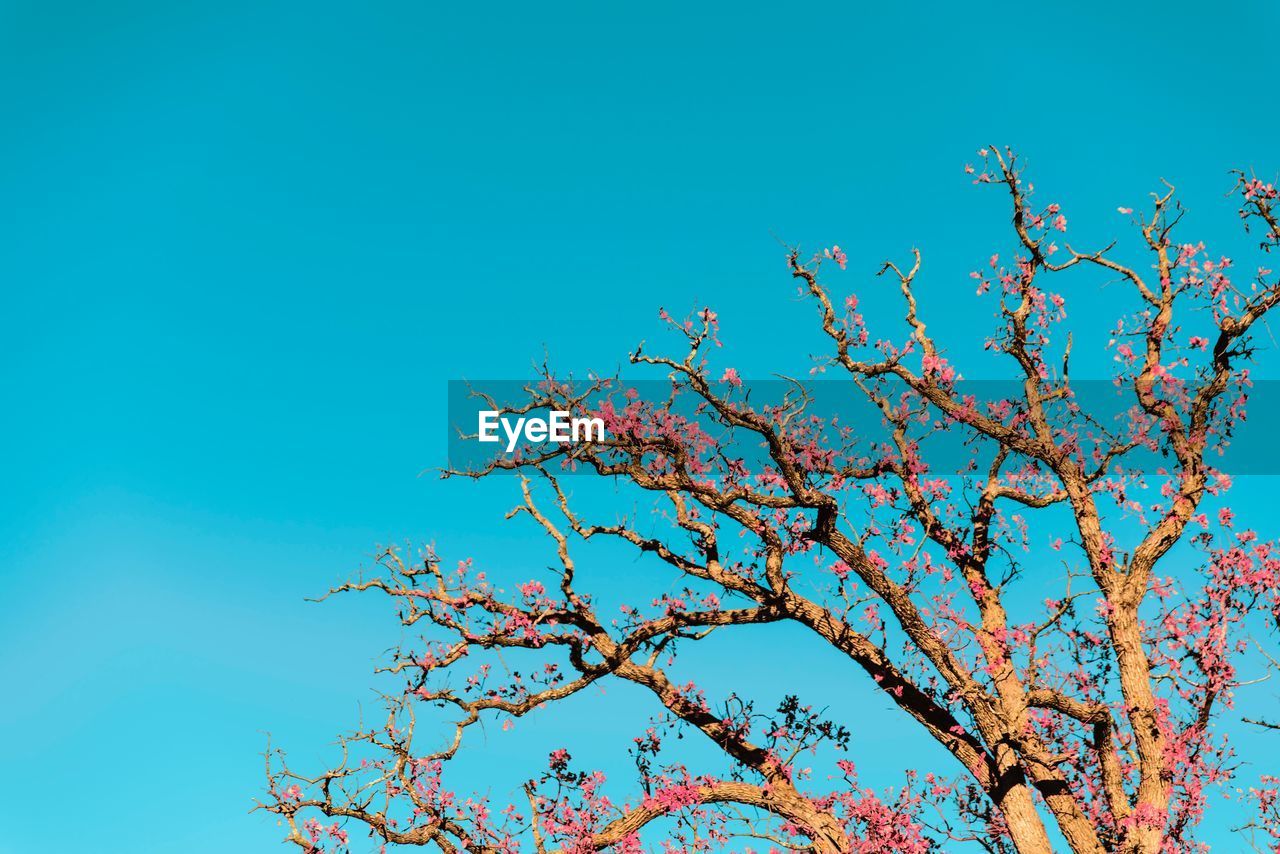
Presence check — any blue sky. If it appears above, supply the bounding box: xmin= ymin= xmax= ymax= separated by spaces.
xmin=3 ymin=1 xmax=1280 ymax=850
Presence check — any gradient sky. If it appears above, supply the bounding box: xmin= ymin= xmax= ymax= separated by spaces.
xmin=4 ymin=1 xmax=1280 ymax=851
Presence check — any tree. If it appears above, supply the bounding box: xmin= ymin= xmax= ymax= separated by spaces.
xmin=257 ymin=149 xmax=1280 ymax=853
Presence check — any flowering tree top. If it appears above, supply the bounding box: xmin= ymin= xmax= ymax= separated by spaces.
xmin=258 ymin=149 xmax=1280 ymax=854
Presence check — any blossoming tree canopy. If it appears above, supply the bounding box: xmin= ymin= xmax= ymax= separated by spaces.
xmin=258 ymin=149 xmax=1280 ymax=853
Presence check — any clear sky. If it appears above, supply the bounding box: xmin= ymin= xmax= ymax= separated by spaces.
xmin=3 ymin=1 xmax=1280 ymax=851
